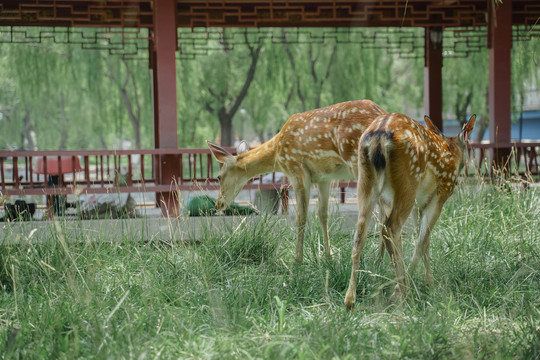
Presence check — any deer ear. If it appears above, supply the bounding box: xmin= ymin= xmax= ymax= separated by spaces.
xmin=424 ymin=115 xmax=443 ymax=136
xmin=459 ymin=114 xmax=476 ymax=142
xmin=236 ymin=140 xmax=249 ymax=155
xmin=207 ymin=141 xmax=234 ymax=164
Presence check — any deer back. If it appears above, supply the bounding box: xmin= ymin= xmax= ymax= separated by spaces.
xmin=275 ymin=100 xmax=388 ymax=179
xmin=360 ymin=113 xmax=475 ymax=202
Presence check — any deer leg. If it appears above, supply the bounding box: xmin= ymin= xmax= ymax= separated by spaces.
xmin=408 ymin=197 xmax=443 ymax=287
xmin=381 ymin=220 xmax=405 ymax=302
xmin=317 ymin=181 xmax=332 ymax=258
xmin=345 ymin=168 xmax=376 ymax=311
xmin=292 ymin=178 xmax=311 ymax=263
xmin=376 ymin=198 xmax=392 ymax=262
xmin=383 ymin=195 xmax=415 ymax=302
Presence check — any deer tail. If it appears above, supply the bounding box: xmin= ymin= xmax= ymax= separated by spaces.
xmin=361 ymin=131 xmax=394 ymax=173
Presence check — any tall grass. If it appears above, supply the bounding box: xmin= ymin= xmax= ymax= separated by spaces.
xmin=0 ymin=182 xmax=539 ymax=359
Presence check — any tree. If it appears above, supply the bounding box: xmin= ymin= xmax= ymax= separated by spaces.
xmin=443 ymin=50 xmax=490 ymax=141
xmin=199 ymin=30 xmax=263 ymax=146
xmin=282 ymin=31 xmax=337 ymax=112
xmin=105 ymin=57 xmax=152 ymax=149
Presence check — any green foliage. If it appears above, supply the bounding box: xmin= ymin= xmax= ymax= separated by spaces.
xmin=0 ymin=27 xmax=538 ymax=150
xmin=0 ymin=29 xmax=153 ymax=150
xmin=0 ymin=184 xmax=539 ymax=358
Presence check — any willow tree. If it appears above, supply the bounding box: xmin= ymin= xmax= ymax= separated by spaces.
xmin=1 ymin=41 xmax=86 ymax=150
xmin=198 ymin=30 xmax=263 ymax=146
xmin=237 ymin=35 xmax=292 ymax=143
xmin=443 ymin=49 xmax=490 ymax=140
xmin=281 ymin=30 xmax=337 ymax=112
xmin=443 ymin=34 xmax=539 ymax=141
xmin=105 ymin=57 xmax=152 ymax=149
xmin=512 ymin=36 xmax=540 ymax=136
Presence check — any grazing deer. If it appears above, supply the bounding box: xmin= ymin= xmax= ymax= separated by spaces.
xmin=207 ymin=100 xmax=388 ymax=263
xmin=344 ymin=113 xmax=476 ymax=310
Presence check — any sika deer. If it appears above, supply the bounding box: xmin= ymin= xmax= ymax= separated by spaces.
xmin=344 ymin=113 xmax=476 ymax=310
xmin=208 ymin=100 xmax=388 ymax=263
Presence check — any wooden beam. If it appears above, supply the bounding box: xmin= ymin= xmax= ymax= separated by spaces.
xmin=152 ymin=0 xmax=180 ymax=217
xmin=424 ymin=26 xmax=443 ymax=131
xmin=488 ymin=0 xmax=512 ymax=169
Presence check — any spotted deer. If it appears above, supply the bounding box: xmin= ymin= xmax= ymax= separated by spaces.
xmin=344 ymin=113 xmax=476 ymax=310
xmin=207 ymin=100 xmax=388 ymax=263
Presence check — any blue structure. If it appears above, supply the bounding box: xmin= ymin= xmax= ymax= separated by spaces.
xmin=441 ymin=110 xmax=540 ymax=141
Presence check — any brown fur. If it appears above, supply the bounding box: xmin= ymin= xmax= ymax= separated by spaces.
xmin=208 ymin=100 xmax=388 ymax=263
xmin=344 ymin=113 xmax=476 ymax=310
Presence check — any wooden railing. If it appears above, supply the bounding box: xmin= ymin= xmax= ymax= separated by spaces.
xmin=467 ymin=142 xmax=539 ymax=180
xmin=0 ymin=148 xmax=285 ymax=198
xmin=1 ymin=142 xmax=539 ymax=201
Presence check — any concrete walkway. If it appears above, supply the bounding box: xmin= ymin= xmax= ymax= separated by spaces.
xmin=0 ymin=199 xmax=360 ymax=245
xmin=1 ymin=186 xmax=361 ymax=245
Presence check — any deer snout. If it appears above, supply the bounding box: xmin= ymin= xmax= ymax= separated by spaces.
xmin=215 ymin=197 xmax=229 ymax=211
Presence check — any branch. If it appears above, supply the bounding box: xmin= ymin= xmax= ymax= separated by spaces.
xmin=283 ymin=34 xmax=305 ymax=111
xmin=228 ymin=42 xmax=263 ymax=117
xmin=322 ymin=44 xmax=337 ymax=83
xmin=207 ymin=87 xmax=219 ymax=100
xmin=309 ymin=46 xmax=319 ymax=84
xmin=205 ymin=101 xmax=215 ymax=114
xmin=284 ymin=84 xmax=295 ymax=110
xmin=120 ymin=87 xmax=139 ymax=130
xmin=123 ymin=59 xmax=142 ymax=120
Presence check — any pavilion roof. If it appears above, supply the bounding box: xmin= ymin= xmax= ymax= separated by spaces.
xmin=0 ymin=0 xmax=538 ymax=29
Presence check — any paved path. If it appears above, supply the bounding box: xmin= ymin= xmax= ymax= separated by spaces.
xmin=1 ymin=188 xmax=360 ymax=244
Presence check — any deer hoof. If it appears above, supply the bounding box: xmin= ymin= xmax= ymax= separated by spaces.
xmin=344 ymin=291 xmax=356 ymax=311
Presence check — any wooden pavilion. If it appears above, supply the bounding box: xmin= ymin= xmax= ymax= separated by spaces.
xmin=0 ymin=0 xmax=539 ymax=217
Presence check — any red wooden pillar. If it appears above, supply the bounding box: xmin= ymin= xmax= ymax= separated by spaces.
xmin=424 ymin=27 xmax=443 ymax=132
xmin=488 ymin=0 xmax=512 ymax=170
xmin=151 ymin=0 xmax=180 ymax=217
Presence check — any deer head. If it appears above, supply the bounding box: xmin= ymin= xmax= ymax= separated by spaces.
xmin=207 ymin=140 xmax=250 ymax=210
xmin=424 ymin=114 xmax=476 ymax=173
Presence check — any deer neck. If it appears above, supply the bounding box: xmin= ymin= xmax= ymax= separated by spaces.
xmin=235 ymin=137 xmax=280 ymax=179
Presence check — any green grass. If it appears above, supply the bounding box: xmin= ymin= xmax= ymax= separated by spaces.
xmin=0 ymin=182 xmax=539 ymax=359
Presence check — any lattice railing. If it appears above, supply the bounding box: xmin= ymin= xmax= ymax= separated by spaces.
xmin=0 ymin=26 xmax=150 ymax=59
xmin=1 ymin=143 xmax=538 ymax=201
xmin=0 ymin=148 xmax=285 ymax=197
xmin=177 ymin=27 xmax=425 ymax=59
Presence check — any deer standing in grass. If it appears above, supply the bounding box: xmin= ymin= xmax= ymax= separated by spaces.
xmin=208 ymin=100 xmax=388 ymax=263
xmin=344 ymin=113 xmax=476 ymax=310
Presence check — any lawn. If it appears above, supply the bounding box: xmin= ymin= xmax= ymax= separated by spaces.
xmin=1 ymin=181 xmax=539 ymax=359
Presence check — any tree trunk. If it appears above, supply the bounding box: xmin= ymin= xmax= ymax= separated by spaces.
xmin=283 ymin=40 xmax=306 ymax=111
xmin=120 ymin=87 xmax=141 ymax=148
xmin=105 ymin=59 xmax=143 ymax=149
xmin=207 ymin=32 xmax=262 ymax=146
xmin=58 ymin=94 xmax=69 ymax=150
xmin=219 ymin=109 xmax=234 ymax=147
xmin=454 ymin=91 xmax=473 ymax=127
xmin=473 ymin=91 xmax=490 ymax=142
xmin=22 ymin=107 xmax=35 ymax=150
